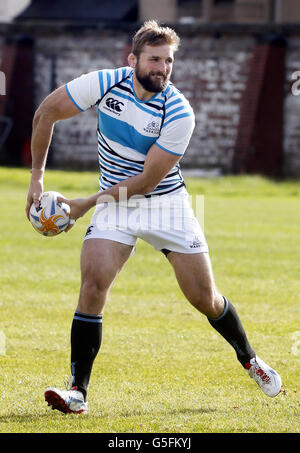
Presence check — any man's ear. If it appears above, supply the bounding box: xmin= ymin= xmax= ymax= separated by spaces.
xmin=128 ymin=52 xmax=137 ymax=69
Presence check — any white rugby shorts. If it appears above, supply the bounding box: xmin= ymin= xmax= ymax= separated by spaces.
xmin=84 ymin=188 xmax=208 ymax=254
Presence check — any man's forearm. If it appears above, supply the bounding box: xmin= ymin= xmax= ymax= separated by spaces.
xmin=31 ymin=110 xmax=55 ymax=171
xmin=86 ymin=173 xmax=155 ymax=210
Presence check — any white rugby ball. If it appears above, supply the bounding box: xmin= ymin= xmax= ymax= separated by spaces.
xmin=29 ymin=191 xmax=70 ymax=236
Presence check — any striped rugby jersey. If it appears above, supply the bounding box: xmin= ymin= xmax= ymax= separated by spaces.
xmin=66 ymin=66 xmax=195 ymax=196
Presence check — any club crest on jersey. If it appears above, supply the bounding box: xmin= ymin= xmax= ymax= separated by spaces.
xmin=104 ymin=97 xmax=124 ymax=115
xmin=143 ymin=120 xmax=160 ymax=135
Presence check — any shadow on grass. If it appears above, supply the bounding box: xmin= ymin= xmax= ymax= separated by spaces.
xmin=96 ymin=406 xmax=218 ymax=419
xmin=0 ymin=412 xmax=65 ymax=424
xmin=0 ymin=407 xmax=217 ymax=425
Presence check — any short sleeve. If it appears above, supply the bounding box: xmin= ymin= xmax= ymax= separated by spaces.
xmin=65 ymin=67 xmax=132 ymax=112
xmin=155 ymin=110 xmax=195 ymax=156
xmin=65 ymin=71 xmax=101 ymax=111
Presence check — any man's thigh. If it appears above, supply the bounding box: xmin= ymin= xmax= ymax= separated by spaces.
xmin=167 ymin=251 xmax=218 ymax=301
xmin=80 ymin=238 xmax=134 ymax=288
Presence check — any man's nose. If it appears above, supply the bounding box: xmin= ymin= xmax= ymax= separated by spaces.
xmin=157 ymin=61 xmax=167 ymax=74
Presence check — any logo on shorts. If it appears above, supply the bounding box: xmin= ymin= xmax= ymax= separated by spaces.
xmin=85 ymin=225 xmax=94 ymax=237
xmin=143 ymin=120 xmax=160 ymax=134
xmin=189 ymin=236 xmax=202 ymax=248
xmin=104 ymin=97 xmax=124 ymax=115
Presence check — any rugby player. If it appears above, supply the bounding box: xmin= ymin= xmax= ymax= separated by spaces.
xmin=26 ymin=21 xmax=282 ymax=414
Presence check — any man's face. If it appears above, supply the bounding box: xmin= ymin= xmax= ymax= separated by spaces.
xmin=134 ymin=44 xmax=174 ymax=93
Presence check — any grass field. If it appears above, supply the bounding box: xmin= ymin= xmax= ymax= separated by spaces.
xmin=0 ymin=167 xmax=299 ymax=433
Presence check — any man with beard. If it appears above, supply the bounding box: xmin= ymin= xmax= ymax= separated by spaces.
xmin=26 ymin=20 xmax=281 ymax=414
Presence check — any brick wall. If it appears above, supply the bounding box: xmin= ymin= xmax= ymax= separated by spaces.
xmin=173 ymin=33 xmax=253 ymax=172
xmin=35 ymin=29 xmax=254 ymax=172
xmin=283 ymin=35 xmax=300 ymax=177
xmin=1 ymin=23 xmax=300 ymax=176
xmin=33 ymin=28 xmax=131 ymax=170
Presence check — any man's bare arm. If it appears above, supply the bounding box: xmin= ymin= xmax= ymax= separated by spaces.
xmin=59 ymin=144 xmax=182 ymax=228
xmin=26 ymin=86 xmax=82 ymax=218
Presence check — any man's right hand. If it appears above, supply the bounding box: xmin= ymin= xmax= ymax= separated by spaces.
xmin=26 ymin=169 xmax=44 ymax=220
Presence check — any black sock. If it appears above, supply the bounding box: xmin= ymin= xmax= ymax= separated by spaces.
xmin=70 ymin=311 xmax=102 ymax=401
xmin=207 ymin=296 xmax=255 ymax=367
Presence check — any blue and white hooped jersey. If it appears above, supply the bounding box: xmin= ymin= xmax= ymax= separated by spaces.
xmin=66 ymin=67 xmax=195 ymax=196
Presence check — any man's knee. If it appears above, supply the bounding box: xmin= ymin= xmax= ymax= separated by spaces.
xmin=189 ymin=288 xmax=224 ymax=318
xmin=81 ymin=255 xmax=119 ymax=297
xmin=78 ymin=274 xmax=111 ymax=314
xmin=81 ymin=278 xmax=107 ymax=299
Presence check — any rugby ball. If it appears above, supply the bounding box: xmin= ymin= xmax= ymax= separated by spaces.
xmin=29 ymin=191 xmax=70 ymax=236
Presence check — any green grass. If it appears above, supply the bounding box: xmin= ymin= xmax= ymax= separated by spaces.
xmin=0 ymin=167 xmax=299 ymax=433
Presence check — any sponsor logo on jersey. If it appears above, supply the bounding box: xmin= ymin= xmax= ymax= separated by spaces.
xmin=143 ymin=120 xmax=160 ymax=134
xmin=104 ymin=97 xmax=124 ymax=115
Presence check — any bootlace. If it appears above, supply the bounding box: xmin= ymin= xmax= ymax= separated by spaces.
xmin=250 ymin=361 xmax=271 ymax=384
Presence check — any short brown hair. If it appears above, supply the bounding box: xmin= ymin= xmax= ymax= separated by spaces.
xmin=131 ymin=20 xmax=180 ymax=57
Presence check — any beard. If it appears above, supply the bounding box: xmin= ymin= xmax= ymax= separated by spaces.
xmin=135 ymin=63 xmax=169 ymax=93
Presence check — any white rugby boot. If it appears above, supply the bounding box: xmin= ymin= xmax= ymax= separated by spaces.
xmin=44 ymin=386 xmax=88 ymax=414
xmin=245 ymin=355 xmax=282 ymax=397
